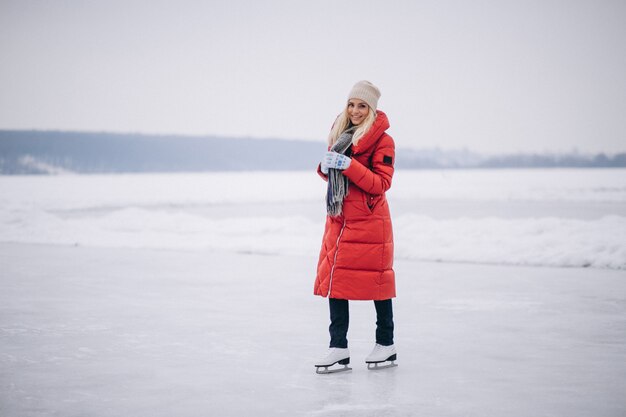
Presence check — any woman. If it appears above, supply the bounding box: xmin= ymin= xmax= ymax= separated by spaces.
xmin=314 ymin=80 xmax=397 ymax=374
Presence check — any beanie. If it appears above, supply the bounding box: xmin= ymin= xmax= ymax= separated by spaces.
xmin=347 ymin=80 xmax=381 ymax=110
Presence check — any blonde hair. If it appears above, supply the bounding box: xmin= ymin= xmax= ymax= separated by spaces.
xmin=327 ymin=105 xmax=377 ymax=147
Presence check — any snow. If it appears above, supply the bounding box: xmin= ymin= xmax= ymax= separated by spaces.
xmin=1 ymin=168 xmax=625 ymax=269
xmin=1 ymin=168 xmax=626 ymax=416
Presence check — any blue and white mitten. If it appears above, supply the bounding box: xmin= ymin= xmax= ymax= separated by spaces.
xmin=321 ymin=151 xmax=351 ymax=174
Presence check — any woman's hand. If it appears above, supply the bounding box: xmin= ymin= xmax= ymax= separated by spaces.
xmin=321 ymin=151 xmax=351 ymax=174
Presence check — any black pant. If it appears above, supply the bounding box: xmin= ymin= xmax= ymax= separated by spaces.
xmin=328 ymin=298 xmax=394 ymax=349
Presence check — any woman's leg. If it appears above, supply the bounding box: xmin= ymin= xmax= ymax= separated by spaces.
xmin=374 ymin=299 xmax=394 ymax=346
xmin=329 ymin=298 xmax=349 ymax=348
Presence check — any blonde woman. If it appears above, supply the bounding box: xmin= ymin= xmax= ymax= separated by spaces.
xmin=314 ymin=80 xmax=397 ymax=373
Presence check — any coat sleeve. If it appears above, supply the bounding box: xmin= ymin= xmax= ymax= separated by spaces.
xmin=316 ymin=163 xmax=328 ymax=181
xmin=341 ymin=134 xmax=395 ymax=195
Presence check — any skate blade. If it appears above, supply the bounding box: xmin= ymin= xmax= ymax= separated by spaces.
xmin=367 ymin=360 xmax=398 ymax=371
xmin=315 ymin=364 xmax=352 ymax=374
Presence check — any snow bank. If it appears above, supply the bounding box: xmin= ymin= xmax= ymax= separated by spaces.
xmin=1 ymin=169 xmax=625 ymax=269
xmin=395 ymin=214 xmax=626 ymax=269
xmin=0 ymin=207 xmax=317 ymax=256
xmin=1 ymin=207 xmax=624 ymax=270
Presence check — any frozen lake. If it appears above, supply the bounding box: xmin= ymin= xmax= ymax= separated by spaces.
xmin=1 ymin=168 xmax=625 ymax=416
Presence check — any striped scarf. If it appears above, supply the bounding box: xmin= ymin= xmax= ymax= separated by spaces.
xmin=326 ymin=126 xmax=356 ymax=216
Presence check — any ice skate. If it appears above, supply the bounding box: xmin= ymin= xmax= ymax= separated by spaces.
xmin=365 ymin=344 xmax=397 ymax=370
xmin=314 ymin=348 xmax=352 ymax=374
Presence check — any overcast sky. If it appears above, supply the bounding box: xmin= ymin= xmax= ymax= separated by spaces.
xmin=1 ymin=0 xmax=625 ymax=154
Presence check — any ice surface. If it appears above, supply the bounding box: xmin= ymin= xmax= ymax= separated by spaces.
xmin=1 ymin=243 xmax=625 ymax=417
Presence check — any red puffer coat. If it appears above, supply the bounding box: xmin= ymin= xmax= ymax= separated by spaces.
xmin=314 ymin=110 xmax=395 ymax=300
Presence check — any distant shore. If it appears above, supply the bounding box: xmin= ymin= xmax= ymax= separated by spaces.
xmin=1 ymin=129 xmax=625 ymax=174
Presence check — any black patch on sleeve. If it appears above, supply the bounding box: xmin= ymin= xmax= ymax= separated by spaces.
xmin=383 ymin=155 xmax=393 ymax=165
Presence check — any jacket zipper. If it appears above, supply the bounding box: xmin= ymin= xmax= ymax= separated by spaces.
xmin=328 ymin=219 xmax=347 ymax=297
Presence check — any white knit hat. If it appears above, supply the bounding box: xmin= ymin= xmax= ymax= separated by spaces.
xmin=347 ymin=80 xmax=381 ymax=110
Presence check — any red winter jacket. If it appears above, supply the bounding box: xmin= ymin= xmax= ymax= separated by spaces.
xmin=314 ymin=110 xmax=395 ymax=300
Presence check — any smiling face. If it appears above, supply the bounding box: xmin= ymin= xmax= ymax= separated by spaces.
xmin=347 ymin=99 xmax=369 ymax=126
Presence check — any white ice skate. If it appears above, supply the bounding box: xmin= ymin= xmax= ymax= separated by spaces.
xmin=365 ymin=344 xmax=397 ymax=370
xmin=314 ymin=348 xmax=351 ymax=374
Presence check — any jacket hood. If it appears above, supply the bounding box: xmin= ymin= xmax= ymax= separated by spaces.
xmin=352 ymin=110 xmax=390 ymax=154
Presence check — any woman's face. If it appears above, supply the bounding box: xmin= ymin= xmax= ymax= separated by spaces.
xmin=347 ymin=99 xmax=369 ymax=126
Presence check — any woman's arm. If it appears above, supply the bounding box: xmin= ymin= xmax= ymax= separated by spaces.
xmin=341 ymin=134 xmax=395 ymax=195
